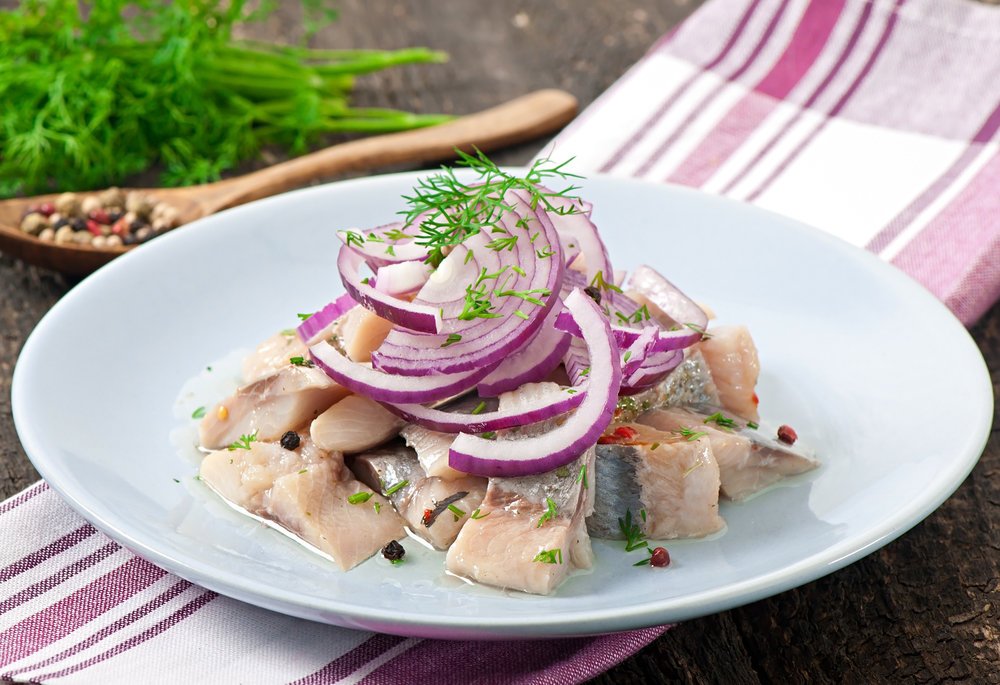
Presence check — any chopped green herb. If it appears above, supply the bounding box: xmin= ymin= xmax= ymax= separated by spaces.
xmin=361 ymin=277 xmax=371 ymax=285
xmin=348 ymin=491 xmax=373 ymax=505
xmin=464 ymin=249 xmax=475 ymax=264
xmin=747 ymin=421 xmax=759 ymax=430
xmin=623 ymin=350 xmax=632 ymax=363
xmin=172 ymin=478 xmax=180 ymax=483
xmin=513 ymin=309 xmax=529 ymax=320
xmin=590 ymin=270 xmax=623 ymax=293
xmin=442 ymin=333 xmax=462 ymax=348
xmin=676 ymin=426 xmax=709 ymax=441
xmin=191 ymin=406 xmax=206 ymax=420
xmin=280 ymin=329 xmax=296 ymax=336
xmin=297 ymin=312 xmax=314 ymax=321
xmin=227 ymin=431 xmax=258 ymax=451
xmin=631 ymin=304 xmax=651 ymax=324
xmin=577 ymin=464 xmax=589 ymax=489
xmin=480 ymin=431 xmax=497 ymax=440
xmin=384 ymin=228 xmax=412 ymax=241
xmin=703 ymin=412 xmax=737 ymax=431
xmin=633 ymin=548 xmax=655 ymax=567
xmin=384 ymin=480 xmax=409 ymax=496
xmin=471 ymin=508 xmax=490 ymax=520
xmin=385 ymin=244 xmax=396 ymax=256
xmin=511 ymin=265 xmax=527 ymax=276
xmin=485 ymin=236 xmax=518 ymax=251
xmin=580 ymin=367 xmax=591 ymax=376
xmin=373 ymin=501 xmax=381 ymax=514
xmin=532 ymin=548 xmax=563 ymax=564
xmin=685 ymin=322 xmax=711 ymax=339
xmin=640 ymin=509 xmax=647 ymax=523
xmin=289 ymin=356 xmax=314 ymax=367
xmin=343 ymin=231 xmax=364 ymax=248
xmin=535 ymin=245 xmax=556 ymax=259
xmin=537 ymin=497 xmax=558 ymax=528
xmin=615 ymin=311 xmax=632 ymax=325
xmin=618 ymin=510 xmax=648 ymax=552
xmin=447 ymin=503 xmax=466 ymax=521
xmin=471 ymin=401 xmax=487 ymax=415
xmin=650 ymin=442 xmax=660 ymax=451
xmin=298 ymin=468 xmax=308 ymax=474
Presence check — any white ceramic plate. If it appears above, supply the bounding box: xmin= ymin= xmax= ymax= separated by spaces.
xmin=12 ymin=172 xmax=992 ymax=639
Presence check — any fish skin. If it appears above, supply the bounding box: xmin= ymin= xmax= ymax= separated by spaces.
xmin=265 ymin=461 xmax=405 ymax=571
xmin=445 ymin=382 xmax=595 ymax=594
xmin=350 ymin=444 xmax=487 ymax=550
xmin=199 ymin=365 xmax=349 ymax=450
xmin=399 ymin=424 xmax=465 ymax=480
xmin=639 ymin=407 xmax=818 ymax=501
xmin=696 ymin=325 xmax=760 ymax=421
xmin=588 ymin=423 xmax=725 ymax=540
xmin=310 ymin=394 xmax=405 ymax=454
xmin=614 ymin=350 xmax=721 ymax=424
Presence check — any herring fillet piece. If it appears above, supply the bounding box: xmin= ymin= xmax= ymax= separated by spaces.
xmin=588 ymin=423 xmax=725 ymax=540
xmin=242 ymin=331 xmax=308 ymax=384
xmin=639 ymin=407 xmax=818 ymax=501
xmin=199 ymin=364 xmax=349 ymax=450
xmin=445 ymin=382 xmax=595 ymax=595
xmin=200 ymin=437 xmax=342 ymax=512
xmin=200 ymin=438 xmax=405 ymax=570
xmin=351 ymin=444 xmax=487 ymax=550
xmin=399 ymin=424 xmax=465 ymax=480
xmin=615 ymin=350 xmax=721 ymax=423
xmin=265 ymin=461 xmax=404 ymax=571
xmin=696 ymin=325 xmax=761 ymax=421
xmin=311 ymin=394 xmax=405 ymax=453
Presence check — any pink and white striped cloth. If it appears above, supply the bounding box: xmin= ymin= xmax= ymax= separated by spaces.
xmin=551 ymin=0 xmax=1000 ymax=325
xmin=4 ymin=0 xmax=1000 ymax=682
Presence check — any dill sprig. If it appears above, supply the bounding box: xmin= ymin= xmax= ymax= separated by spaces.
xmin=399 ymin=148 xmax=583 ymax=268
xmin=618 ymin=510 xmax=648 ymax=552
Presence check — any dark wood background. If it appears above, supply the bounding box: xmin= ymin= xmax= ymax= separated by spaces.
xmin=2 ymin=1 xmax=998 ymax=682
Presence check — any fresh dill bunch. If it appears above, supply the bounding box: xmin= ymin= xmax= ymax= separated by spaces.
xmin=0 ymin=0 xmax=448 ymax=198
xmin=399 ymin=148 xmax=583 ymax=268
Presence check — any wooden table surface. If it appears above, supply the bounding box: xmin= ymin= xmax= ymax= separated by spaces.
xmin=2 ymin=1 xmax=998 ymax=682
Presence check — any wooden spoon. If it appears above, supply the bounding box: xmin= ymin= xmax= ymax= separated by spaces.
xmin=0 ymin=89 xmax=577 ymax=276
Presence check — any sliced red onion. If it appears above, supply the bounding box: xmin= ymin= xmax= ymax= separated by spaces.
xmin=375 ymin=261 xmax=432 ymax=296
xmin=545 ymin=195 xmax=613 ymax=282
xmin=371 ymin=192 xmax=564 ymax=375
xmin=338 ymin=246 xmax=442 ymax=334
xmin=296 ymin=293 xmax=356 ymax=346
xmin=309 ymin=339 xmax=493 ymax=404
xmin=381 ymin=385 xmax=584 ymax=433
xmin=477 ymin=304 xmax=570 ymax=397
xmin=554 ymin=311 xmax=698 ymax=354
xmin=628 ymin=265 xmax=708 ymax=345
xmin=337 ymin=222 xmax=428 ymax=268
xmin=623 ymin=349 xmax=684 ymax=389
xmin=621 ymin=326 xmax=657 ymax=377
xmin=448 ymin=288 xmax=621 ymax=477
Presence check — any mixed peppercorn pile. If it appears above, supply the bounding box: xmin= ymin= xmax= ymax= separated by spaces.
xmin=19 ymin=188 xmax=180 ymax=248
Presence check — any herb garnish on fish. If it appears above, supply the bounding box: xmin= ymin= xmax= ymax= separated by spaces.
xmin=227 ymin=431 xmax=258 ymax=451
xmin=537 ymin=497 xmax=558 ymax=528
xmin=533 ymin=549 xmax=563 ymax=564
xmin=618 ymin=510 xmax=648 ymax=552
xmin=348 ymin=492 xmax=373 ymax=505
xmin=422 ymin=492 xmax=470 ymax=527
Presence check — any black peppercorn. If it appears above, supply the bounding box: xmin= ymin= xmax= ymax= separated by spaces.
xmin=70 ymin=217 xmax=87 ymax=231
xmin=381 ymin=540 xmax=405 ymax=562
xmin=279 ymin=431 xmax=300 ymax=450
xmin=584 ymin=285 xmax=602 ymax=304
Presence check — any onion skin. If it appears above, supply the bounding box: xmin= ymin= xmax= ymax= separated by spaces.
xmin=338 ymin=246 xmax=443 ymax=334
xmin=447 ymin=288 xmax=621 ymax=477
xmin=309 ymin=339 xmax=494 ymax=404
xmin=296 ymin=293 xmax=356 ymax=346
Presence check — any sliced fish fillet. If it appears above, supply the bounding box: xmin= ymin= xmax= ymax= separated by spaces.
xmin=199 ymin=365 xmax=348 ymax=450
xmin=311 ymin=394 xmax=405 ymax=453
xmin=639 ymin=407 xmax=818 ymax=501
xmin=696 ymin=325 xmax=760 ymax=421
xmin=351 ymin=444 xmax=487 ymax=550
xmin=589 ymin=423 xmax=725 ymax=540
xmin=265 ymin=461 xmax=405 ymax=571
xmin=399 ymin=424 xmax=465 ymax=480
xmin=242 ymin=331 xmax=308 ymax=384
xmin=615 ymin=350 xmax=721 ymax=423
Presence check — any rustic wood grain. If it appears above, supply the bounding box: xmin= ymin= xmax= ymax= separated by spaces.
xmin=2 ymin=1 xmax=998 ymax=683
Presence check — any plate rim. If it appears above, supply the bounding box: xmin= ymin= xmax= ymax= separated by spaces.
xmin=12 ymin=170 xmax=994 ymax=637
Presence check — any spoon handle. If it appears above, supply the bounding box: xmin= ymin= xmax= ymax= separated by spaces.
xmin=205 ymin=89 xmax=578 ymax=213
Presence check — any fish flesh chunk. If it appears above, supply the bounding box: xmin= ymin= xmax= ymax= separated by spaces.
xmin=200 ymin=436 xmax=342 ymax=511
xmin=265 ymin=461 xmax=405 ymax=571
xmin=696 ymin=325 xmax=760 ymax=421
xmin=615 ymin=350 xmax=721 ymax=423
xmin=639 ymin=407 xmax=818 ymax=501
xmin=311 ymin=394 xmax=405 ymax=453
xmin=446 ymin=382 xmax=595 ymax=594
xmin=242 ymin=331 xmax=308 ymax=384
xmin=337 ymin=307 xmax=395 ymax=363
xmin=399 ymin=424 xmax=466 ymax=480
xmin=351 ymin=444 xmax=487 ymax=550
xmin=199 ymin=365 xmax=349 ymax=450
xmin=588 ymin=423 xmax=725 ymax=540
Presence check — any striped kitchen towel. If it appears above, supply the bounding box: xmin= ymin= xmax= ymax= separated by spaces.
xmin=0 ymin=483 xmax=663 ymax=684
xmin=4 ymin=0 xmax=1000 ymax=683
xmin=551 ymin=0 xmax=1000 ymax=325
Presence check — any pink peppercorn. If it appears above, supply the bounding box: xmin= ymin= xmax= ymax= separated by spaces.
xmin=777 ymin=424 xmax=798 ymax=445
xmin=38 ymin=202 xmax=56 ymax=217
xmin=650 ymin=547 xmax=670 ymax=567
